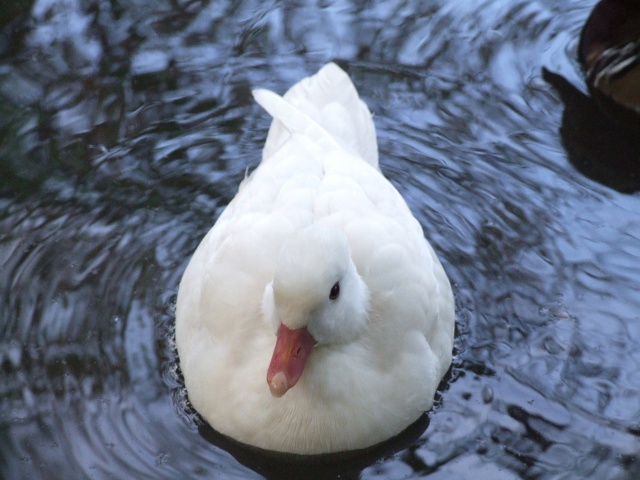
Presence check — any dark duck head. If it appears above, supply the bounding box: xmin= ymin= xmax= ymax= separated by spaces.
xmin=579 ymin=0 xmax=640 ymax=114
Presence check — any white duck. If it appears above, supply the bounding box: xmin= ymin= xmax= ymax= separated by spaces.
xmin=176 ymin=63 xmax=455 ymax=455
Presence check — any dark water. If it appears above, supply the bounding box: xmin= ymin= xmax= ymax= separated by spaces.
xmin=1 ymin=0 xmax=639 ymax=478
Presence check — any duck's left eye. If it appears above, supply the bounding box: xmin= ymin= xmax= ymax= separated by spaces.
xmin=329 ymin=281 xmax=340 ymax=300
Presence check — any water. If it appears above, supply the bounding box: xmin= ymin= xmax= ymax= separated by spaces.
xmin=1 ymin=0 xmax=639 ymax=478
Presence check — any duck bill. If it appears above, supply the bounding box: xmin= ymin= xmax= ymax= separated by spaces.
xmin=266 ymin=324 xmax=315 ymax=397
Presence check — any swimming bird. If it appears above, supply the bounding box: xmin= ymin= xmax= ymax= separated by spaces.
xmin=175 ymin=63 xmax=455 ymax=454
xmin=579 ymin=0 xmax=640 ymax=114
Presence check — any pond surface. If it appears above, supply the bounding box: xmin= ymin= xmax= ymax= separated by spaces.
xmin=1 ymin=0 xmax=640 ymax=478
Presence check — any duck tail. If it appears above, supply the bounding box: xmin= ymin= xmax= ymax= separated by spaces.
xmin=253 ymin=63 xmax=378 ymax=168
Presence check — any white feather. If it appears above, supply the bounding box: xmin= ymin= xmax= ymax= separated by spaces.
xmin=175 ymin=63 xmax=454 ymax=454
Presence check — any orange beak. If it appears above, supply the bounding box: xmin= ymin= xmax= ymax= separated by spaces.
xmin=266 ymin=324 xmax=316 ymax=397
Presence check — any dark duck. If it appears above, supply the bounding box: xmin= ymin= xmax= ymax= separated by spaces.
xmin=579 ymin=0 xmax=640 ymax=115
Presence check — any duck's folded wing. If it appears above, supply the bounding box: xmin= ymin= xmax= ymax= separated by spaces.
xmin=254 ymin=63 xmax=378 ymax=169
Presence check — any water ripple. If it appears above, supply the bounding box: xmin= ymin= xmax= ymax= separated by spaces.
xmin=2 ymin=0 xmax=640 ymax=479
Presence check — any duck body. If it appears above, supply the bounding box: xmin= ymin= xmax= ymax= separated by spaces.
xmin=176 ymin=63 xmax=454 ymax=454
xmin=579 ymin=0 xmax=640 ymax=114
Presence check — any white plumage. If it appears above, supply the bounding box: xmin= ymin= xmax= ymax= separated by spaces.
xmin=176 ymin=63 xmax=454 ymax=454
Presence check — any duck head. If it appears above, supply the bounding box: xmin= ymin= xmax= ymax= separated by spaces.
xmin=262 ymin=225 xmax=370 ymax=397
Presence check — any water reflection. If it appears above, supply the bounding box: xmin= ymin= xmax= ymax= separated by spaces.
xmin=543 ymin=67 xmax=640 ymax=193
xmin=197 ymin=414 xmax=430 ymax=480
xmin=2 ymin=0 xmax=640 ymax=479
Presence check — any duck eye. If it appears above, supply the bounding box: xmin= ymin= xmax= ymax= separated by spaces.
xmin=329 ymin=281 xmax=340 ymax=300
